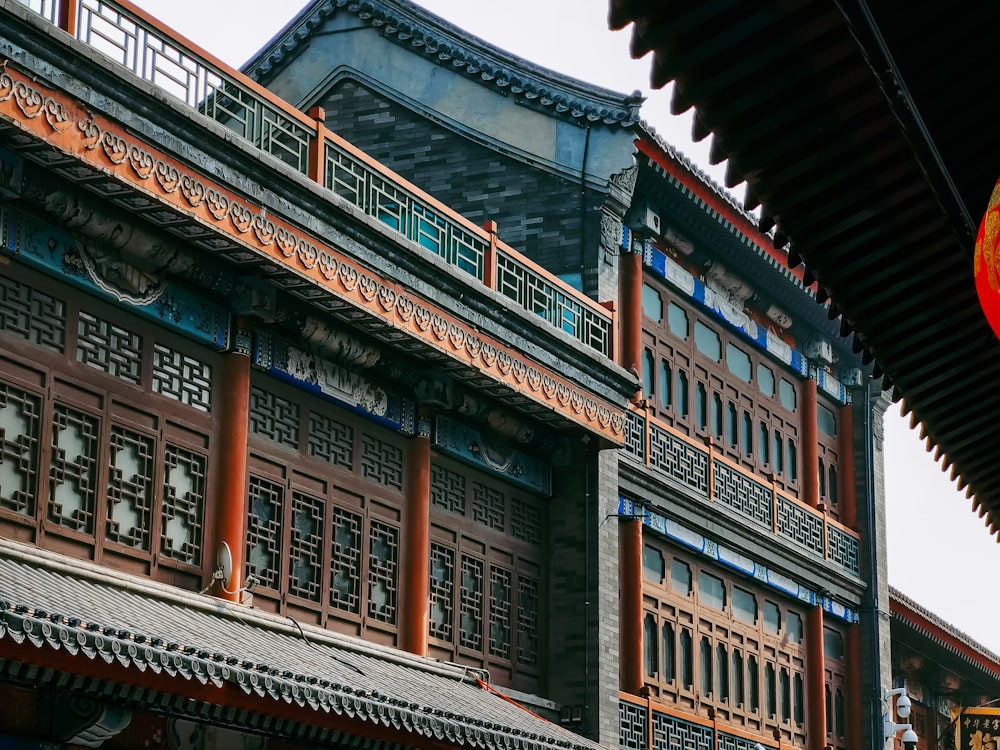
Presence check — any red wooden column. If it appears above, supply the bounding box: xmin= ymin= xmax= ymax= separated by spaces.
xmin=400 ymin=411 xmax=432 ymax=656
xmin=57 ymin=0 xmax=78 ymax=36
xmin=838 ymin=400 xmax=857 ymax=529
xmin=802 ymin=372 xmax=820 ymax=508
xmin=620 ymin=515 xmax=644 ymax=695
xmin=212 ymin=333 xmax=251 ymax=603
xmin=806 ymin=605 xmax=827 ymax=750
xmin=619 ymin=246 xmax=643 ymax=384
xmin=846 ymin=623 xmax=863 ymax=750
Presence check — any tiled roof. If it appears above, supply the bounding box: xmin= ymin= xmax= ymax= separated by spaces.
xmin=0 ymin=540 xmax=602 ymax=750
xmin=245 ymin=0 xmax=642 ymax=128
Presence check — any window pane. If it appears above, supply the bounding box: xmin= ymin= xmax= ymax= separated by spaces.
xmin=824 ymin=626 xmax=844 ymax=660
xmin=680 ymin=629 xmax=693 ymax=689
xmin=764 ymin=601 xmax=781 ymax=634
xmin=659 ymin=361 xmax=672 ymax=409
xmin=677 ymin=371 xmax=689 ymax=417
xmin=819 ymin=457 xmax=826 ymax=497
xmin=727 ymin=403 xmax=738 ymax=448
xmin=726 ymin=343 xmax=752 ymax=382
xmin=829 ymin=465 xmax=838 ymax=503
xmin=642 ymin=283 xmax=663 ymax=321
xmin=642 ymin=349 xmax=654 ymax=396
xmin=774 ymin=430 xmax=784 ymax=474
xmin=818 ymin=403 xmax=837 ymax=436
xmin=742 ymin=412 xmax=753 ymax=456
xmin=733 ymin=587 xmax=757 ymax=624
xmin=713 ymin=393 xmax=723 ymax=438
xmin=779 ymin=379 xmax=797 ymax=411
xmin=700 ymin=637 xmax=713 ymax=695
xmin=671 ymin=559 xmax=692 ymax=595
xmin=644 ymin=613 xmax=658 ymax=676
xmin=643 ymin=544 xmax=665 ymax=583
xmin=759 ymin=421 xmax=770 ymax=464
xmin=787 ymin=612 xmax=803 ymax=643
xmin=758 ymin=363 xmax=775 ymax=396
xmin=717 ymin=644 xmax=729 ymax=701
xmin=668 ymin=303 xmax=688 ymax=340
xmin=795 ymin=673 xmax=805 ymax=725
xmin=780 ymin=668 xmax=791 ymax=722
xmin=696 ymin=382 xmax=708 ymax=429
xmin=663 ymin=623 xmax=675 ymax=683
xmin=694 ymin=321 xmax=721 ymax=361
xmin=787 ymin=438 xmax=798 ymax=481
xmin=698 ymin=571 xmax=726 ymax=609
xmin=765 ymin=663 xmax=776 ymax=717
xmin=732 ymin=650 xmax=745 ymax=706
xmin=748 ymin=655 xmax=760 ymax=712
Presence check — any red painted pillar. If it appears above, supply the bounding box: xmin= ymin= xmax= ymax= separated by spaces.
xmin=806 ymin=606 xmax=827 ymax=750
xmin=802 ymin=373 xmax=819 ymax=508
xmin=57 ymin=0 xmax=78 ymax=36
xmin=838 ymin=401 xmax=857 ymax=529
xmin=620 ymin=247 xmax=643 ymax=382
xmin=212 ymin=344 xmax=251 ymax=602
xmin=846 ymin=623 xmax=863 ymax=750
xmin=620 ymin=516 xmax=644 ymax=695
xmin=400 ymin=411 xmax=432 ymax=656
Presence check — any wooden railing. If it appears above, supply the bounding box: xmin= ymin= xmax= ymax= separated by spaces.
xmin=623 ymin=407 xmax=861 ymax=577
xmin=17 ymin=0 xmax=614 ymax=357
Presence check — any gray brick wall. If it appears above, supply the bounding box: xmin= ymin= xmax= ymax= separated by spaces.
xmin=320 ymin=80 xmax=608 ymax=295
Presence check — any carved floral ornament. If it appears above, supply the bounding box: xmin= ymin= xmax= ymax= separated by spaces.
xmin=0 ymin=66 xmax=625 ymax=441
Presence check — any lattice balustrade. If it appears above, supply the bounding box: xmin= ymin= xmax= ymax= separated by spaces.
xmin=648 ymin=421 xmax=709 ymax=494
xmin=0 ymin=275 xmax=65 ymax=352
xmin=827 ymin=524 xmax=860 ymax=576
xmin=289 ymin=491 xmax=325 ymax=601
xmin=160 ymin=445 xmax=205 ymax=565
xmin=619 ymin=700 xmax=648 ymax=750
xmin=151 ymin=343 xmax=212 ymax=412
xmin=106 ymin=426 xmax=154 ymax=549
xmin=624 ymin=409 xmax=645 ymax=460
xmin=652 ymin=709 xmax=713 ymax=750
xmin=0 ymin=382 xmax=41 ymax=516
xmin=713 ymin=462 xmax=773 ymax=528
xmin=49 ymin=404 xmax=99 ymax=533
xmin=76 ymin=310 xmax=142 ymax=385
xmin=776 ymin=495 xmax=825 ymax=557
xmin=717 ymin=732 xmax=764 ymax=750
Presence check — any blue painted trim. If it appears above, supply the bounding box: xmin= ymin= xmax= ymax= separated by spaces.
xmin=620 ymin=496 xmax=858 ymax=623
xmin=0 ymin=206 xmax=230 ymax=349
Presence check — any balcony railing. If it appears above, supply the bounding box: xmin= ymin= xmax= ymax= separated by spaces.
xmin=16 ymin=0 xmax=613 ymax=357
xmin=623 ymin=408 xmax=861 ymax=578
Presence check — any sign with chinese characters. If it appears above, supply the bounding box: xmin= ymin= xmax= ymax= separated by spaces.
xmin=954 ymin=705 xmax=1000 ymax=749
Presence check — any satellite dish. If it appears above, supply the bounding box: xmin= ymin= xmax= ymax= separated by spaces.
xmin=217 ymin=542 xmax=234 ymax=590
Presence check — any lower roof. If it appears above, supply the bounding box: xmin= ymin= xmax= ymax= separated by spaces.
xmin=0 ymin=540 xmax=601 ymax=750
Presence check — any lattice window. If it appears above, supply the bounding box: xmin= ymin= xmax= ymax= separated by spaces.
xmin=76 ymin=310 xmax=142 ymax=385
xmin=511 ymin=497 xmax=540 ymax=544
xmin=489 ymin=565 xmax=512 ymax=659
xmin=367 ymin=519 xmax=398 ymax=623
xmin=289 ymin=491 xmax=325 ymax=601
xmin=360 ymin=434 xmax=403 ymax=490
xmin=106 ymin=426 xmax=154 ymax=549
xmin=0 ymin=276 xmax=65 ymax=352
xmin=249 ymin=386 xmax=300 ymax=449
xmin=49 ymin=404 xmax=99 ymax=533
xmin=459 ymin=555 xmax=484 ymax=650
xmin=472 ymin=482 xmax=505 ymax=532
xmin=713 ymin=463 xmax=772 ymax=528
xmin=517 ymin=575 xmax=538 ymax=665
xmin=429 ymin=543 xmax=455 ymax=641
xmin=330 ymin=506 xmax=362 ymax=614
xmin=0 ymin=382 xmax=41 ymax=516
xmin=307 ymin=412 xmax=353 ymax=468
xmin=160 ymin=444 xmax=205 ymax=565
xmin=430 ymin=463 xmax=465 ymax=514
xmin=624 ymin=410 xmax=645 ymax=459
xmin=151 ymin=343 xmax=212 ymax=412
xmin=648 ymin=422 xmax=709 ymax=494
xmin=620 ymin=701 xmax=648 ymax=750
xmin=652 ymin=710 xmax=712 ymax=750
xmin=246 ymin=475 xmax=284 ymax=589
xmin=776 ymin=496 xmax=825 ymax=557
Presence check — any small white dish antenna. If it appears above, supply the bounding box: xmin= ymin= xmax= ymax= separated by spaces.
xmin=217 ymin=541 xmax=234 ymax=590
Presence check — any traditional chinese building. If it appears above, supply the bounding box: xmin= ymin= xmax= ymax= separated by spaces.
xmin=0 ymin=1 xmax=959 ymax=750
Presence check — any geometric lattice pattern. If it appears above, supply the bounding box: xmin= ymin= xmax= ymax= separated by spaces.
xmin=0 ymin=381 xmax=41 ymax=516
xmin=246 ymin=475 xmax=284 ymax=589
xmin=510 ymin=497 xmax=541 ymax=544
xmin=307 ymin=412 xmax=353 ymax=468
xmin=330 ymin=506 xmax=362 ymax=615
xmin=488 ymin=565 xmax=512 ymax=660
xmin=160 ymin=444 xmax=205 ymax=565
xmin=516 ymin=574 xmax=538 ymax=665
xmin=472 ymin=482 xmax=505 ymax=532
xmin=367 ymin=519 xmax=398 ymax=624
xmin=718 ymin=733 xmax=763 ymax=750
xmin=151 ymin=343 xmax=212 ymax=412
xmin=652 ymin=709 xmax=713 ymax=750
xmin=289 ymin=491 xmax=324 ymax=601
xmin=624 ymin=410 xmax=645 ymax=460
xmin=776 ymin=495 xmax=825 ymax=557
xmin=106 ymin=426 xmax=154 ymax=550
xmin=430 ymin=463 xmax=465 ymax=515
xmin=459 ymin=554 xmax=484 ymax=651
xmin=249 ymin=386 xmax=300 ymax=449
xmin=0 ymin=275 xmax=65 ymax=352
xmin=76 ymin=310 xmax=142 ymax=385
xmin=827 ymin=525 xmax=860 ymax=575
xmin=360 ymin=434 xmax=403 ymax=490
xmin=648 ymin=422 xmax=709 ymax=494
xmin=428 ymin=543 xmax=455 ymax=641
xmin=49 ymin=404 xmax=99 ymax=534
xmin=713 ymin=462 xmax=772 ymax=528
xmin=619 ymin=700 xmax=648 ymax=750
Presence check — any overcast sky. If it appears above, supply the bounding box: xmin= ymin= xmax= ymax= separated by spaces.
xmin=129 ymin=0 xmax=1000 ymax=655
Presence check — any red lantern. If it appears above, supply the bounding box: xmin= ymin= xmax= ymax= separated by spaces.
xmin=975 ymin=180 xmax=1000 ymax=340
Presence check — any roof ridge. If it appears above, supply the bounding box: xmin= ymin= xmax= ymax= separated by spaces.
xmin=890 ymin=585 xmax=1000 ymax=666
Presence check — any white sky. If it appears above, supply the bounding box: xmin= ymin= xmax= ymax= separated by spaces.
xmin=130 ymin=0 xmax=1000 ymax=655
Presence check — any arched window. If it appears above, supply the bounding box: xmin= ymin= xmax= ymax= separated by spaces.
xmin=713 ymin=393 xmax=723 ymax=438
xmin=780 ymin=667 xmax=791 ymax=723
xmin=732 ymin=650 xmax=744 ymax=707
xmin=659 ymin=361 xmax=672 ymax=410
xmin=696 ymin=382 xmax=708 ymax=429
xmin=717 ymin=643 xmax=729 ymax=702
xmin=759 ymin=421 xmax=770 ymax=465
xmin=748 ymin=655 xmax=760 ymax=712
xmin=727 ymin=402 xmax=738 ymax=448
xmin=700 ymin=637 xmax=713 ymax=695
xmin=642 ymin=349 xmax=654 ymax=397
xmin=765 ymin=662 xmax=776 ymax=718
xmin=742 ymin=411 xmax=753 ymax=457
xmin=677 ymin=371 xmax=689 ymax=418
xmin=643 ymin=613 xmax=658 ymax=677
xmin=680 ymin=629 xmax=693 ymax=689
xmin=662 ymin=623 xmax=675 ymax=684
